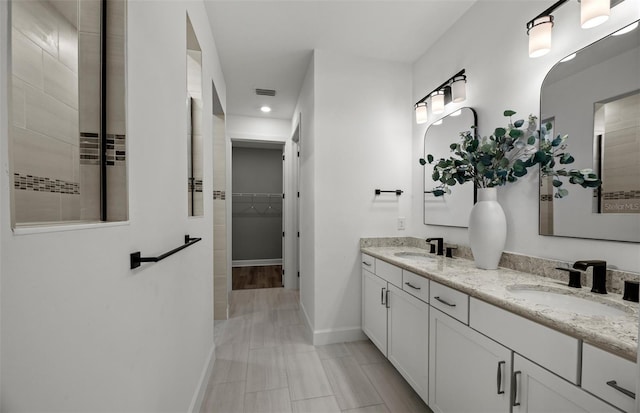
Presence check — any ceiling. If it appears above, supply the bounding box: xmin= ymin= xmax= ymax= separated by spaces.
xmin=204 ymin=1 xmax=477 ymax=121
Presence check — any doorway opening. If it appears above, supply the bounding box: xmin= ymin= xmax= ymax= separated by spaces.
xmin=231 ymin=142 xmax=285 ymax=290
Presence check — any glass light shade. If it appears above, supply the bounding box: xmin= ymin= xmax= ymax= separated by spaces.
xmin=581 ymin=0 xmax=609 ymax=29
xmin=450 ymin=76 xmax=466 ymax=103
xmin=431 ymin=91 xmax=445 ymax=114
xmin=415 ymin=102 xmax=428 ymax=124
xmin=528 ymin=16 xmax=553 ymax=58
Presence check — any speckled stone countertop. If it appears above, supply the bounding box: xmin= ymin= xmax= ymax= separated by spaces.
xmin=361 ymin=244 xmax=639 ymax=362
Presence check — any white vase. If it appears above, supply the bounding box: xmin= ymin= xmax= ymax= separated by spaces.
xmin=468 ymin=187 xmax=506 ymax=270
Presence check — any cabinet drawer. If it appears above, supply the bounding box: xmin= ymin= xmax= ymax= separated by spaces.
xmin=375 ymin=259 xmax=402 ymax=287
xmin=402 ymin=270 xmax=429 ymax=303
xmin=429 ymin=281 xmax=468 ymax=324
xmin=470 ymin=298 xmax=579 ymax=384
xmin=361 ymin=253 xmax=375 ymax=273
xmin=582 ymin=343 xmax=637 ymax=412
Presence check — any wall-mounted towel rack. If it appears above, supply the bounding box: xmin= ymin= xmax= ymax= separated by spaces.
xmin=130 ymin=235 xmax=202 ymax=269
xmin=375 ymin=189 xmax=403 ymax=196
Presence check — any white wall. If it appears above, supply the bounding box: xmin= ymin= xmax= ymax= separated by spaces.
xmin=410 ymin=0 xmax=640 ymax=273
xmin=0 ymin=1 xmax=226 ymax=411
xmin=227 ymin=114 xmax=290 ymax=143
xmin=304 ymin=49 xmax=413 ymax=343
xmin=292 ymin=54 xmax=315 ymax=330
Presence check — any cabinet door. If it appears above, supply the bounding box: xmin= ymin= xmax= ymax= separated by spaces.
xmin=362 ymin=269 xmax=388 ymax=355
xmin=512 ymin=354 xmax=619 ymax=413
xmin=429 ymin=308 xmax=511 ymax=413
xmin=387 ymin=284 xmax=429 ymax=403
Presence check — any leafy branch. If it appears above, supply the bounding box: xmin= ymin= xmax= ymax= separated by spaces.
xmin=419 ymin=110 xmax=601 ymax=197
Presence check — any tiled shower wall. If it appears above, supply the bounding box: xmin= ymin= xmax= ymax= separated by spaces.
xmin=11 ymin=0 xmax=127 ymax=224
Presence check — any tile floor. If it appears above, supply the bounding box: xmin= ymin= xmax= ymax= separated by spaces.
xmin=200 ymin=288 xmax=433 ymax=413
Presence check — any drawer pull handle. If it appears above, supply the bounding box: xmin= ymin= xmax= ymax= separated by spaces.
xmin=381 ymin=288 xmax=386 ymax=306
xmin=362 ymin=261 xmax=372 ymax=267
xmin=497 ymin=361 xmax=505 ymax=395
xmin=385 ymin=289 xmax=390 ymax=309
xmin=606 ymin=380 xmax=636 ymax=399
xmin=512 ymin=371 xmax=521 ymax=407
xmin=434 ymin=296 xmax=456 ymax=307
xmin=405 ymin=282 xmax=421 ymax=290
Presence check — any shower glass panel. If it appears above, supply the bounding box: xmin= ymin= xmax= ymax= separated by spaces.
xmin=10 ymin=0 xmax=127 ymax=226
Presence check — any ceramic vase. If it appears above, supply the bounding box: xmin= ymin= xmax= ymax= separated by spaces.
xmin=468 ymin=187 xmax=506 ymax=269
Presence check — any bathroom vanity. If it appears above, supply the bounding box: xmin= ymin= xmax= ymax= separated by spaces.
xmin=361 ymin=241 xmax=638 ymax=413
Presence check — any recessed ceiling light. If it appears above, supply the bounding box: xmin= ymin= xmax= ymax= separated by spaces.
xmin=612 ymin=21 xmax=639 ymax=36
xmin=560 ymin=53 xmax=576 ymax=62
xmin=260 ymin=106 xmax=271 ymax=113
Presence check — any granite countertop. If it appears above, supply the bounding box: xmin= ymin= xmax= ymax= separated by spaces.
xmin=361 ymin=245 xmax=639 ymax=362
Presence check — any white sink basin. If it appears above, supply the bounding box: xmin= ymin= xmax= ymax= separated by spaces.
xmin=506 ymin=285 xmax=629 ymax=317
xmin=393 ymin=252 xmax=436 ymax=262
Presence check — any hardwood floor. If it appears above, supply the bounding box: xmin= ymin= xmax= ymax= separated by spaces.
xmin=232 ymin=266 xmax=283 ymax=290
xmin=200 ymin=288 xmax=433 ymax=413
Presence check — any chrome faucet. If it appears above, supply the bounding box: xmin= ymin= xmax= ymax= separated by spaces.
xmin=426 ymin=237 xmax=444 ymax=256
xmin=573 ymin=260 xmax=607 ymax=294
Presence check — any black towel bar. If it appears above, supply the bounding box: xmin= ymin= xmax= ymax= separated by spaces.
xmin=375 ymin=189 xmax=403 ymax=196
xmin=130 ymin=235 xmax=202 ymax=269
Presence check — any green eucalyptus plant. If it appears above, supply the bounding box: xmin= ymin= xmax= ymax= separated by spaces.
xmin=419 ymin=110 xmax=601 ymax=197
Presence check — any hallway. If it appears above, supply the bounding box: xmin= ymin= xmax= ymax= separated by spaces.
xmin=200 ymin=288 xmax=431 ymax=413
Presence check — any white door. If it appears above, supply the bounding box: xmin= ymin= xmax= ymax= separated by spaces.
xmin=387 ymin=284 xmax=429 ymax=403
xmin=429 ymin=308 xmax=511 ymax=413
xmin=362 ymin=269 xmax=388 ymax=355
xmin=512 ymin=354 xmax=619 ymax=413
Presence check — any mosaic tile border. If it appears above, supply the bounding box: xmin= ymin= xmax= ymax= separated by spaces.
xmin=213 ymin=190 xmax=226 ymax=200
xmin=14 ymin=173 xmax=79 ymax=195
xmin=188 ymin=179 xmax=203 ymax=193
xmin=80 ymin=132 xmax=126 ymax=166
xmin=603 ymin=190 xmax=640 ymax=200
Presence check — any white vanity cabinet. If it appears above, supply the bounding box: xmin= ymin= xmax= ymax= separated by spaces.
xmin=429 ymin=307 xmax=512 ymax=413
xmin=387 ymin=283 xmax=429 ymax=402
xmin=362 ymin=266 xmax=389 ymax=355
xmin=512 ymin=354 xmax=619 ymax=413
xmin=361 ymin=255 xmax=429 ymax=403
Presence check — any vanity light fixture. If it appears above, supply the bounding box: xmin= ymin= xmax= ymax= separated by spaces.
xmin=431 ymin=91 xmax=445 ymax=114
xmin=527 ymin=0 xmax=621 ymax=58
xmin=415 ymin=102 xmax=428 ymax=124
xmin=413 ymin=69 xmax=466 ymax=124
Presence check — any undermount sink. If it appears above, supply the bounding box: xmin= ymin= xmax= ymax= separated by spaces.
xmin=506 ymin=285 xmax=629 ymax=317
xmin=393 ymin=252 xmax=436 ymax=262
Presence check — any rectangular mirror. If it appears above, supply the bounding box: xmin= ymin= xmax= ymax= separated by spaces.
xmin=423 ymin=108 xmax=477 ymax=227
xmin=10 ymin=0 xmax=127 ymax=226
xmin=539 ymin=20 xmax=640 ymax=242
xmin=186 ymin=15 xmax=203 ymax=216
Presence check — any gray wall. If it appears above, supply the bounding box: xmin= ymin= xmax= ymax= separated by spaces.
xmin=232 ymin=147 xmax=283 ymax=261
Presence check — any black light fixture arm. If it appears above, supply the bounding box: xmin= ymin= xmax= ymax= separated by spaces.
xmin=415 ymin=69 xmax=466 ymax=106
xmin=527 ymin=0 xmax=570 ymax=28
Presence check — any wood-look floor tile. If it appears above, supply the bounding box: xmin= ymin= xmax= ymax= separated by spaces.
xmin=285 ymin=351 xmax=333 ymax=401
xmin=276 ymin=308 xmax=302 ymax=326
xmin=315 ymin=343 xmax=350 ymax=360
xmin=200 ymin=380 xmax=245 ymax=413
xmin=321 ymin=356 xmax=382 ymax=410
xmin=346 ymin=340 xmax=387 ymax=365
xmin=218 ymin=315 xmax=252 ymax=345
xmin=246 ymin=347 xmax=288 ymax=393
xmin=244 ymin=387 xmax=292 ymax=413
xmin=278 ymin=324 xmax=315 ymax=354
xmin=209 ymin=343 xmax=249 ymax=384
xmin=250 ymin=320 xmax=279 ymax=349
xmin=362 ymin=362 xmax=431 ymax=413
xmin=291 ymin=395 xmax=341 ymax=413
xmin=342 ymin=404 xmax=391 ymax=413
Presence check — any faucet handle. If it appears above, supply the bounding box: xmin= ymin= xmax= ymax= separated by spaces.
xmin=445 ymin=245 xmax=458 ymax=258
xmin=572 ymin=260 xmax=607 ymax=270
xmin=555 ymin=267 xmax=582 ymax=288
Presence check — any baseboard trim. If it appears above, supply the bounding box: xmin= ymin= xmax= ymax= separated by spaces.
xmin=232 ymin=259 xmax=282 ymax=267
xmin=312 ymin=326 xmax=367 ymax=346
xmin=188 ymin=344 xmax=216 ymax=413
xmin=298 ymin=301 xmax=314 ymax=344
